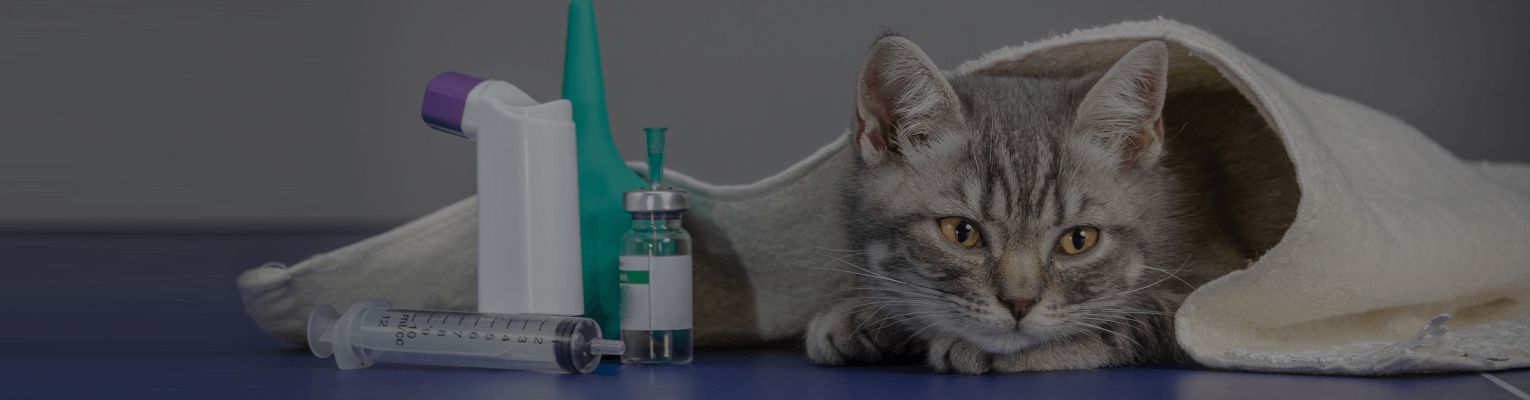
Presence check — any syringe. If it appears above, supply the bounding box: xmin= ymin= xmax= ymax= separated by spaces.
xmin=307 ymin=301 xmax=624 ymax=374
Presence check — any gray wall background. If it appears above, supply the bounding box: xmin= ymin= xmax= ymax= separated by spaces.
xmin=4 ymin=0 xmax=1526 ymax=230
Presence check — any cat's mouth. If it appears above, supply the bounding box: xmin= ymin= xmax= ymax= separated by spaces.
xmin=961 ymin=321 xmax=1053 ymax=354
xmin=950 ymin=299 xmax=1056 ymax=353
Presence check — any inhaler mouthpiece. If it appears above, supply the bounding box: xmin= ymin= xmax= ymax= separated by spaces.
xmin=421 ymin=72 xmax=487 ymax=138
xmin=421 ymin=72 xmax=546 ymax=141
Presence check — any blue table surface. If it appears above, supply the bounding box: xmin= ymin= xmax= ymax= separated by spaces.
xmin=3 ymin=232 xmax=1527 ymax=399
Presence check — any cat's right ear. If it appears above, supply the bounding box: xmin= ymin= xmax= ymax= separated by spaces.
xmin=1073 ymin=40 xmax=1170 ymax=168
xmin=854 ymin=36 xmax=964 ymax=165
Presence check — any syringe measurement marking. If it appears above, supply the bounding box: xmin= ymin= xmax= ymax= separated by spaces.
xmin=377 ymin=311 xmax=546 ymax=348
xmin=388 ymin=311 xmax=419 ymax=346
xmin=391 ymin=320 xmax=553 ymax=350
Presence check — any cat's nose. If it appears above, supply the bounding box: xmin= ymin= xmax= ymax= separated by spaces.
xmin=1008 ymin=299 xmax=1033 ymax=319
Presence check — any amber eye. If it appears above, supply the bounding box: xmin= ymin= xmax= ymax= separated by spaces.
xmin=939 ymin=217 xmax=983 ymax=248
xmin=1055 ymin=227 xmax=1099 ymax=255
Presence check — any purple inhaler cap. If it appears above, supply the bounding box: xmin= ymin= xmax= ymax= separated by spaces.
xmin=422 ymin=71 xmax=487 ymax=138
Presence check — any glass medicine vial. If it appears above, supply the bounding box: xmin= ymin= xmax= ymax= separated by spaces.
xmin=619 ymin=187 xmax=693 ymax=365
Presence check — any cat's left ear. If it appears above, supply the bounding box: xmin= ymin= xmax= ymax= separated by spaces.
xmin=1073 ymin=40 xmax=1170 ymax=167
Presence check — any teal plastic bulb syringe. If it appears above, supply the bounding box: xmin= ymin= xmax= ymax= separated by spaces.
xmin=564 ymin=0 xmax=649 ymax=341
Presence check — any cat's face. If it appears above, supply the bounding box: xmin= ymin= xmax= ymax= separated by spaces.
xmin=843 ymin=38 xmax=1187 ymax=358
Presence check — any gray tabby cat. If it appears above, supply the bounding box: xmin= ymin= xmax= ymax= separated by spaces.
xmin=805 ymin=36 xmax=1291 ymax=373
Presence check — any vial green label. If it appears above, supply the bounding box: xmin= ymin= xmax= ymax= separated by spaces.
xmin=618 ymin=271 xmax=649 ymax=284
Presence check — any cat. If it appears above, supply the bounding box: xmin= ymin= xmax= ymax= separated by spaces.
xmin=804 ymin=36 xmax=1296 ymax=373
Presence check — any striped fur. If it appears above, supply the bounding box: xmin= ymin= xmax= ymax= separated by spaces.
xmin=807 ymin=38 xmax=1255 ymax=373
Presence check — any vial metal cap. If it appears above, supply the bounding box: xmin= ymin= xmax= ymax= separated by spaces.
xmin=624 ymin=188 xmax=689 ymax=212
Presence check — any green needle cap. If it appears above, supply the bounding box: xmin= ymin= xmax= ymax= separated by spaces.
xmin=645 ymin=127 xmax=667 ymax=189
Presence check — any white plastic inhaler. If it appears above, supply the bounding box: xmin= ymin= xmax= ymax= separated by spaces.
xmin=422 ymin=72 xmax=583 ymax=316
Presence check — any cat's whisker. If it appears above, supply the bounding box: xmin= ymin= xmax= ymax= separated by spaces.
xmin=857 ymin=286 xmax=961 ymax=305
xmin=1137 ymin=265 xmax=1196 ymax=290
xmin=807 ymin=286 xmax=861 ymax=304
xmin=828 ymin=296 xmax=937 ymax=304
xmin=831 ymin=300 xmax=948 ymax=323
xmin=891 ymin=311 xmax=958 ymax=352
xmin=1072 ymin=315 xmax=1129 ymax=325
xmin=789 ymin=273 xmax=864 ymax=298
xmin=1086 ymin=312 xmax=1155 ymax=354
xmin=810 ymin=252 xmax=940 ymax=289
xmin=812 ymin=285 xmax=956 ymax=306
xmin=1062 ymin=325 xmax=1098 ymax=342
xmin=1074 ymin=313 xmax=1136 ymax=324
xmin=805 ymin=250 xmax=959 ymax=297
xmin=874 ymin=308 xmax=952 ymax=323
xmin=794 ymin=301 xmax=932 ymax=335
xmin=868 ymin=310 xmax=954 ymax=334
xmin=1058 ymin=324 xmax=1110 ymax=348
xmin=1095 ymin=308 xmax=1150 ymax=317
xmin=952 ymin=317 xmax=980 ymax=342
xmin=832 ymin=301 xmax=921 ymax=316
xmin=1096 ymin=307 xmax=1174 ymax=316
xmin=834 ymin=300 xmax=940 ymax=319
xmin=1090 ymin=271 xmax=1177 ymax=301
xmin=793 ymin=260 xmax=951 ymax=299
xmin=827 ymin=293 xmax=945 ymax=303
xmin=1080 ymin=309 xmax=1159 ymax=328
xmin=886 ymin=312 xmax=979 ymax=356
xmin=830 ymin=297 xmax=942 ymax=311
xmin=802 ymin=243 xmax=869 ymax=254
xmin=809 ymin=285 xmax=935 ymax=304
xmin=850 ymin=303 xmax=902 ymax=335
xmin=1073 ymin=317 xmax=1140 ymax=341
xmin=886 ymin=322 xmax=932 ymax=353
xmin=1069 ymin=321 xmax=1138 ymax=347
xmin=787 ymin=251 xmax=884 ymax=293
xmin=867 ymin=315 xmax=919 ymax=335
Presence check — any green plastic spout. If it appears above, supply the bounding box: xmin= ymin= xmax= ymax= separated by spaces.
xmin=563 ymin=0 xmax=647 ymax=340
xmin=645 ymin=127 xmax=667 ymax=189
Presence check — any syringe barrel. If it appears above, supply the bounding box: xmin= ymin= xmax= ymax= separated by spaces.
xmin=309 ymin=301 xmax=621 ymax=374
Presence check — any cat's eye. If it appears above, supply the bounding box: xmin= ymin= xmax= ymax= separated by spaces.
xmin=1055 ymin=227 xmax=1099 ymax=255
xmin=939 ymin=217 xmax=983 ymax=248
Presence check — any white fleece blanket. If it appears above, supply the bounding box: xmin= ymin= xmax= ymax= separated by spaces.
xmin=966 ymin=19 xmax=1530 ymax=375
xmin=239 ymin=19 xmax=1530 ymax=375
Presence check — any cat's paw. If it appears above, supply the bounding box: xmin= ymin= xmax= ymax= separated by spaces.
xmin=805 ymin=299 xmax=905 ymax=366
xmin=926 ymin=332 xmax=994 ymax=374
